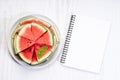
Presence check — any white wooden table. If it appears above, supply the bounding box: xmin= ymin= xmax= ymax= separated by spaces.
xmin=0 ymin=0 xmax=120 ymax=80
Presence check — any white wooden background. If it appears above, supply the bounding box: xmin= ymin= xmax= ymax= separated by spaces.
xmin=0 ymin=0 xmax=120 ymax=80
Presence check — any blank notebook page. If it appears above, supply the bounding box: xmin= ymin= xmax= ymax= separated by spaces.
xmin=63 ymin=15 xmax=110 ymax=73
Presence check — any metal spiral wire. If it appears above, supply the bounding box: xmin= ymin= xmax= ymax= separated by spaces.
xmin=60 ymin=15 xmax=76 ymax=63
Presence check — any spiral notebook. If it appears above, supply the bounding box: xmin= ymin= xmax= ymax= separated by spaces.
xmin=60 ymin=15 xmax=110 ymax=73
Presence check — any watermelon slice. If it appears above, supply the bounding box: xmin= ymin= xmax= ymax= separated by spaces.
xmin=35 ymin=28 xmax=53 ymax=46
xmin=12 ymin=16 xmax=59 ymax=65
xmin=35 ymin=44 xmax=52 ymax=64
xmin=18 ymin=23 xmax=46 ymax=41
xmin=19 ymin=17 xmax=59 ymax=43
xmin=19 ymin=46 xmax=35 ymax=64
xmin=20 ymin=17 xmax=60 ymax=52
xmin=20 ymin=18 xmax=50 ymax=28
xmin=14 ymin=23 xmax=45 ymax=53
xmin=19 ymin=17 xmax=59 ymax=49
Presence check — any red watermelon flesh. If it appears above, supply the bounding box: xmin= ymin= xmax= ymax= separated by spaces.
xmin=19 ymin=18 xmax=59 ymax=44
xmin=18 ymin=23 xmax=46 ymax=41
xmin=15 ymin=35 xmax=35 ymax=53
xmin=20 ymin=18 xmax=56 ymax=35
xmin=14 ymin=20 xmax=54 ymax=65
xmin=19 ymin=44 xmax=52 ymax=65
xmin=20 ymin=18 xmax=56 ymax=36
xmin=34 ymin=44 xmax=52 ymax=63
xmin=31 ymin=46 xmax=38 ymax=64
xmin=18 ymin=24 xmax=34 ymax=40
xmin=16 ymin=23 xmax=47 ymax=53
xmin=35 ymin=30 xmax=53 ymax=46
xmin=19 ymin=46 xmax=35 ymax=64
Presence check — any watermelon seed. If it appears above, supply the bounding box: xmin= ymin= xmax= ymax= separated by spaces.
xmin=15 ymin=29 xmax=21 ymax=34
xmin=27 ymin=41 xmax=32 ymax=44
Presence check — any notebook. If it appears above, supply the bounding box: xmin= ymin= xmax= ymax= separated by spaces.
xmin=60 ymin=15 xmax=111 ymax=73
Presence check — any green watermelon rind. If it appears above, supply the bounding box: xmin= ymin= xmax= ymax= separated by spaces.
xmin=35 ymin=17 xmax=60 ymax=44
xmin=12 ymin=32 xmax=32 ymax=64
xmin=11 ymin=24 xmax=26 ymax=39
xmin=37 ymin=30 xmax=59 ymax=65
xmin=12 ymin=24 xmax=30 ymax=54
xmin=12 ymin=24 xmax=48 ymax=65
xmin=19 ymin=17 xmax=60 ymax=48
xmin=37 ymin=41 xmax=59 ymax=65
xmin=35 ymin=19 xmax=59 ymax=48
xmin=42 ymin=25 xmax=59 ymax=55
xmin=31 ymin=26 xmax=54 ymax=65
xmin=19 ymin=17 xmax=50 ymax=30
xmin=14 ymin=23 xmax=54 ymax=65
xmin=12 ymin=25 xmax=24 ymax=42
xmin=30 ymin=24 xmax=58 ymax=65
xmin=20 ymin=17 xmax=60 ymax=44
xmin=16 ymin=24 xmax=48 ymax=64
xmin=11 ymin=25 xmax=29 ymax=54
xmin=29 ymin=19 xmax=59 ymax=65
xmin=12 ymin=34 xmax=18 ymax=54
xmin=15 ymin=23 xmax=46 ymax=53
xmin=11 ymin=16 xmax=60 ymax=65
xmin=30 ymin=59 xmax=47 ymax=66
xmin=12 ymin=33 xmax=31 ymax=63
xmin=19 ymin=52 xmax=32 ymax=64
xmin=35 ymin=22 xmax=54 ymax=46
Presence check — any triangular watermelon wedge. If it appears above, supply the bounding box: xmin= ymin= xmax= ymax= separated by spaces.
xmin=19 ymin=17 xmax=59 ymax=43
xmin=14 ymin=23 xmax=47 ymax=53
xmin=12 ymin=16 xmax=59 ymax=65
xmin=19 ymin=45 xmax=35 ymax=64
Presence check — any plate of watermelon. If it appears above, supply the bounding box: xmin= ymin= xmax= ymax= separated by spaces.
xmin=8 ymin=15 xmax=60 ymax=69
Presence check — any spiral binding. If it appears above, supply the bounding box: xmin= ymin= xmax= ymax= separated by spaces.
xmin=60 ymin=15 xmax=76 ymax=63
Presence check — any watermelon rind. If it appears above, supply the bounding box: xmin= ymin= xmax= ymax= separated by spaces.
xmin=19 ymin=17 xmax=59 ymax=44
xmin=16 ymin=24 xmax=47 ymax=64
xmin=19 ymin=17 xmax=60 ymax=47
xmin=11 ymin=24 xmax=26 ymax=39
xmin=13 ymin=34 xmax=33 ymax=64
xmin=13 ymin=24 xmax=31 ymax=54
xmin=11 ymin=16 xmax=60 ymax=66
xmin=12 ymin=25 xmax=23 ymax=46
xmin=12 ymin=24 xmax=30 ymax=54
xmin=33 ymin=19 xmax=60 ymax=64
xmin=20 ymin=17 xmax=51 ymax=27
xmin=15 ymin=23 xmax=46 ymax=53
xmin=12 ymin=34 xmax=18 ymax=54
xmin=19 ymin=52 xmax=31 ymax=64
xmin=36 ymin=26 xmax=59 ymax=64
xmin=30 ymin=24 xmax=56 ymax=65
xmin=37 ymin=24 xmax=54 ymax=46
xmin=33 ymin=26 xmax=54 ymax=65
xmin=15 ymin=23 xmax=54 ymax=65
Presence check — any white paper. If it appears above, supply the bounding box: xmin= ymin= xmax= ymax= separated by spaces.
xmin=62 ymin=15 xmax=110 ymax=73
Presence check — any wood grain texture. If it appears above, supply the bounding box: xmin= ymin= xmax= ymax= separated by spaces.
xmin=0 ymin=0 xmax=120 ymax=80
